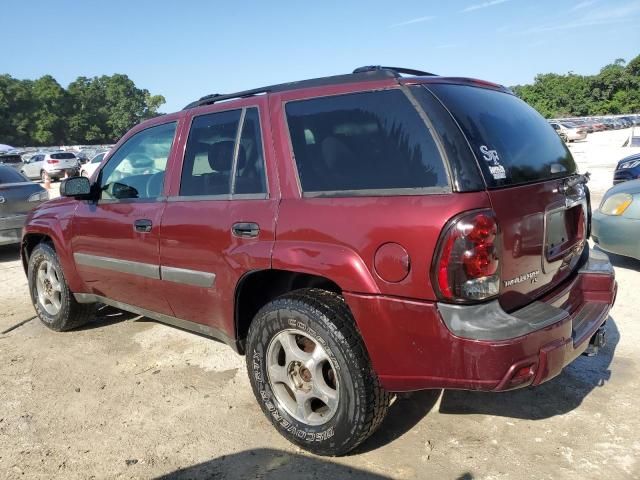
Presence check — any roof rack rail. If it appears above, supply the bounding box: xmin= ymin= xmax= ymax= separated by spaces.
xmin=352 ymin=66 xmax=437 ymax=77
xmin=183 ymin=66 xmax=427 ymax=110
xmin=183 ymin=87 xmax=271 ymax=110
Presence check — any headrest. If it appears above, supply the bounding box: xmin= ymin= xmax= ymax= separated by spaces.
xmin=127 ymin=153 xmax=154 ymax=169
xmin=208 ymin=141 xmax=246 ymax=172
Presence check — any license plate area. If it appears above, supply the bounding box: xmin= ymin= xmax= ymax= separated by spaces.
xmin=545 ymin=205 xmax=584 ymax=263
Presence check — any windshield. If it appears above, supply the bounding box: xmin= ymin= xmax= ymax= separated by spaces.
xmin=425 ymin=84 xmax=577 ymax=188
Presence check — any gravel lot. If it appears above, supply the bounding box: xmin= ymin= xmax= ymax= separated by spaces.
xmin=1 ymin=129 xmax=639 ymax=479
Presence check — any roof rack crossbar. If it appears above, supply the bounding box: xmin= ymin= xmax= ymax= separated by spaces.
xmin=352 ymin=66 xmax=437 ymax=77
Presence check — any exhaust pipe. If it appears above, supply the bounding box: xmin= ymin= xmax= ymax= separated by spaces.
xmin=583 ymin=325 xmax=607 ymax=357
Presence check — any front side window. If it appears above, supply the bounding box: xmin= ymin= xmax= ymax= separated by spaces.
xmin=285 ymin=89 xmax=448 ymax=195
xmin=180 ymin=107 xmax=267 ymax=197
xmin=99 ymin=122 xmax=176 ymax=200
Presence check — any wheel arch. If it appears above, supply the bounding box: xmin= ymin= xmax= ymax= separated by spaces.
xmin=234 ymin=269 xmax=343 ymax=353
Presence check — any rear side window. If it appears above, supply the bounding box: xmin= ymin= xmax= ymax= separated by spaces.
xmin=180 ymin=107 xmax=267 ymax=197
xmin=285 ymin=89 xmax=448 ymax=195
xmin=180 ymin=110 xmax=242 ymax=196
xmin=0 ymin=167 xmax=27 ymax=184
xmin=51 ymin=153 xmax=76 ymax=160
xmin=426 ymin=84 xmax=576 ymax=188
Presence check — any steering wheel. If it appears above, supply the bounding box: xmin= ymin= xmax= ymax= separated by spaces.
xmin=146 ymin=171 xmax=164 ymax=198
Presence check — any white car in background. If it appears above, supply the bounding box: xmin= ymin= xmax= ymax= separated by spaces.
xmin=549 ymin=121 xmax=588 ymax=142
xmin=20 ymin=152 xmax=80 ymax=182
xmin=80 ymin=151 xmax=107 ymax=178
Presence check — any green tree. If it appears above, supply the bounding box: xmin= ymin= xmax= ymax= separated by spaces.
xmin=512 ymin=54 xmax=640 ymax=118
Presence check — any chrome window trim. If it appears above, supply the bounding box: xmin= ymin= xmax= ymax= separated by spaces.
xmin=302 ymin=186 xmax=450 ymax=198
xmin=166 ymin=193 xmax=267 ymax=202
xmin=229 ymin=108 xmax=247 ymax=195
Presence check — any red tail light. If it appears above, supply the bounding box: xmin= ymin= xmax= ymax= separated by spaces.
xmin=433 ymin=210 xmax=501 ymax=302
xmin=46 ymin=159 xmax=59 ymax=164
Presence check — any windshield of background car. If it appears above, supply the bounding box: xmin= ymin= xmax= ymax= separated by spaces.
xmin=0 ymin=166 xmax=28 ymax=184
xmin=424 ymin=83 xmax=577 ymax=188
xmin=51 ymin=153 xmax=77 ymax=160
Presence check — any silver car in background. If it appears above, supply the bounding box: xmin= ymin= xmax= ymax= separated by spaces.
xmin=0 ymin=166 xmax=49 ymax=246
xmin=79 ymin=151 xmax=107 ymax=178
xmin=21 ymin=152 xmax=80 ymax=182
xmin=549 ymin=121 xmax=588 ymax=142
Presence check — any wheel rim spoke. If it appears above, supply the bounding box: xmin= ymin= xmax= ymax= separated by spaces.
xmin=267 ymin=362 xmax=290 ymax=386
xmin=266 ymin=328 xmax=340 ymax=426
xmin=35 ymin=260 xmax=62 ymax=316
xmin=282 ymin=332 xmax=310 ymax=363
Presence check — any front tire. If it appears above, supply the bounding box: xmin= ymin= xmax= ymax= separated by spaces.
xmin=27 ymin=243 xmax=95 ymax=331
xmin=246 ymin=289 xmax=390 ymax=456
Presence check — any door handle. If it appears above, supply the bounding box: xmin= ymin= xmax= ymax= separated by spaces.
xmin=134 ymin=219 xmax=153 ymax=233
xmin=232 ymin=222 xmax=260 ymax=238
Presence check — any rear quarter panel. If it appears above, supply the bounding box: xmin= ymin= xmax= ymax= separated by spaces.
xmin=268 ymin=85 xmax=491 ymax=298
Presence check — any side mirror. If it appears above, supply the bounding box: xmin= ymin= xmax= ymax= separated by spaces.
xmin=60 ymin=176 xmax=91 ymax=198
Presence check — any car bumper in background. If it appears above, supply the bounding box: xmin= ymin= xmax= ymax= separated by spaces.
xmin=592 ymin=210 xmax=640 ymax=260
xmin=46 ymin=168 xmax=78 ymax=178
xmin=0 ymin=214 xmax=28 ymax=246
xmin=345 ymin=247 xmax=616 ymax=392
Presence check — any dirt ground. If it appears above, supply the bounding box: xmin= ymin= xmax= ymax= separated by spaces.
xmin=1 ymin=129 xmax=639 ymax=479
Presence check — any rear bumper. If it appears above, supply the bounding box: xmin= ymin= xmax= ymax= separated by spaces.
xmin=0 ymin=214 xmax=28 ymax=246
xmin=345 ymin=248 xmax=616 ymax=392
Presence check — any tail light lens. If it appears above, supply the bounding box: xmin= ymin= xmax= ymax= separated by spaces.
xmin=46 ymin=159 xmax=59 ymax=164
xmin=433 ymin=210 xmax=501 ymax=302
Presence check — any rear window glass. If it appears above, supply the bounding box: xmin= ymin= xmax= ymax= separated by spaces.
xmin=0 ymin=167 xmax=28 ymax=184
xmin=0 ymin=155 xmax=21 ymax=164
xmin=285 ymin=89 xmax=448 ymax=195
xmin=426 ymin=84 xmax=576 ymax=188
xmin=51 ymin=153 xmax=76 ymax=160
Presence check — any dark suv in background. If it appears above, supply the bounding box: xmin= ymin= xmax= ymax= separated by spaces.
xmin=22 ymin=66 xmax=616 ymax=455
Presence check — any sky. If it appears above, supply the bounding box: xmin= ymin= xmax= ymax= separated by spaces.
xmin=2 ymin=0 xmax=639 ymax=113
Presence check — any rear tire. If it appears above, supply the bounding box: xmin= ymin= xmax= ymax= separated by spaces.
xmin=27 ymin=243 xmax=95 ymax=331
xmin=246 ymin=289 xmax=390 ymax=456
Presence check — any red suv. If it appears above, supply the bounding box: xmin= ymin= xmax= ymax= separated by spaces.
xmin=22 ymin=66 xmax=616 ymax=456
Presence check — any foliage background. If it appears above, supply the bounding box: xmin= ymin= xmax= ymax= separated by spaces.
xmin=512 ymin=55 xmax=640 ymax=119
xmin=1 ymin=55 xmax=638 ymax=146
xmin=0 ymin=74 xmax=165 ymax=146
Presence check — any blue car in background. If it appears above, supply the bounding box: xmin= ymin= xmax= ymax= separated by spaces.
xmin=613 ymin=152 xmax=640 ymax=185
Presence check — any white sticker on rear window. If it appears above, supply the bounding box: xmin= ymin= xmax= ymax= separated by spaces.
xmin=480 ymin=145 xmax=506 ymax=180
